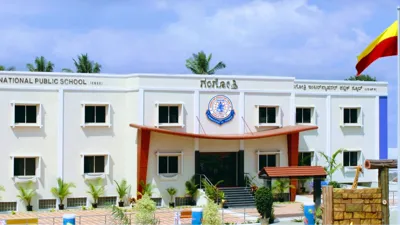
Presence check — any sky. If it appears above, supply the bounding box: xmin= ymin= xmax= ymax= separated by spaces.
xmin=0 ymin=0 xmax=399 ymax=147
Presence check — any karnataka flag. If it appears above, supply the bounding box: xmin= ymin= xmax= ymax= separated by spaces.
xmin=356 ymin=20 xmax=398 ymax=75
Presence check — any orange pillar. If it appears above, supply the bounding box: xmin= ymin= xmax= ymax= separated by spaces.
xmin=287 ymin=133 xmax=299 ymax=202
xmin=137 ymin=129 xmax=151 ymax=198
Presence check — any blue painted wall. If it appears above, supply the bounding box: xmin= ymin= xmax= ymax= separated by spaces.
xmin=379 ymin=96 xmax=388 ymax=159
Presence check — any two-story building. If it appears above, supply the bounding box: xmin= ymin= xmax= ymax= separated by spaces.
xmin=0 ymin=71 xmax=388 ymax=211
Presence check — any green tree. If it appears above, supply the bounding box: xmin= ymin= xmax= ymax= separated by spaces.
xmin=346 ymin=74 xmax=376 ymax=81
xmin=26 ymin=56 xmax=54 ymax=72
xmin=185 ymin=51 xmax=226 ymax=74
xmin=63 ymin=53 xmax=101 ymax=73
xmin=318 ymin=149 xmax=344 ymax=182
xmin=0 ymin=65 xmax=15 ymax=71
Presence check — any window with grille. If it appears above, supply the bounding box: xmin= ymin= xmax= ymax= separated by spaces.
xmin=0 ymin=202 xmax=17 ymax=212
xmin=67 ymin=197 xmax=87 ymax=208
xmin=98 ymin=196 xmax=117 ymax=207
xmin=39 ymin=199 xmax=56 ymax=209
xmin=151 ymin=198 xmax=162 ymax=207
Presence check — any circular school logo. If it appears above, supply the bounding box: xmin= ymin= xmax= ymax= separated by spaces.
xmin=206 ymin=95 xmax=235 ymax=125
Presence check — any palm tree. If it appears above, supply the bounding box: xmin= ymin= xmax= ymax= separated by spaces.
xmin=26 ymin=56 xmax=54 ymax=72
xmin=63 ymin=53 xmax=101 ymax=73
xmin=50 ymin=178 xmax=76 ymax=210
xmin=318 ymin=149 xmax=344 ymax=182
xmin=185 ymin=51 xmax=226 ymax=74
xmin=0 ymin=65 xmax=15 ymax=71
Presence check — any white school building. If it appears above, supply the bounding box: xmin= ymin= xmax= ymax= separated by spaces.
xmin=0 ymin=71 xmax=388 ymax=211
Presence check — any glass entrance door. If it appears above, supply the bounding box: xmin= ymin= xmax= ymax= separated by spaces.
xmin=199 ymin=152 xmax=237 ymax=187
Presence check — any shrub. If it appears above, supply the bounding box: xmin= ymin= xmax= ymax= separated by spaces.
xmin=202 ymin=198 xmax=222 ymax=225
xmin=202 ymin=179 xmax=224 ymax=203
xmin=255 ymin=186 xmax=273 ymax=219
xmin=134 ymin=194 xmax=159 ymax=225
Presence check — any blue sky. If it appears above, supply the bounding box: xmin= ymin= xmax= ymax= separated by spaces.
xmin=0 ymin=0 xmax=399 ymax=146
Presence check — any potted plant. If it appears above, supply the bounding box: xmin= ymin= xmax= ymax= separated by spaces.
xmin=16 ymin=181 xmax=36 ymax=211
xmin=202 ymin=179 xmax=224 ymax=204
xmin=255 ymin=187 xmax=273 ymax=225
xmin=50 ymin=178 xmax=76 ymax=210
xmin=272 ymin=178 xmax=295 ymax=202
xmin=114 ymin=179 xmax=130 ymax=207
xmin=137 ymin=180 xmax=153 ymax=197
xmin=86 ymin=178 xmax=105 ymax=208
xmin=185 ymin=175 xmax=199 ymax=206
xmin=166 ymin=187 xmax=177 ymax=207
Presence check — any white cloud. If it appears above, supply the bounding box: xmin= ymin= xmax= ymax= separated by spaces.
xmin=0 ymin=0 xmax=378 ymax=75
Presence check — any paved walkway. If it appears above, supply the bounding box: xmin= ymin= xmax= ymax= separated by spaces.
xmin=0 ymin=201 xmax=305 ymax=225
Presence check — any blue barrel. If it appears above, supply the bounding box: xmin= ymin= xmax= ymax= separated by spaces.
xmin=63 ymin=214 xmax=76 ymax=225
xmin=191 ymin=208 xmax=203 ymax=225
xmin=303 ymin=202 xmax=315 ymax=225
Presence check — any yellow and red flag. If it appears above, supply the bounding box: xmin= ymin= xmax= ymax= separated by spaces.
xmin=356 ymin=20 xmax=398 ymax=75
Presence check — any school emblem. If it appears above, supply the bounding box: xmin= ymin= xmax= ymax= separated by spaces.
xmin=206 ymin=95 xmax=235 ymax=125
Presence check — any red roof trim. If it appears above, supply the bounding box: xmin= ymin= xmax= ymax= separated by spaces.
xmin=258 ymin=166 xmax=327 ymax=178
xmin=129 ymin=124 xmax=318 ymax=140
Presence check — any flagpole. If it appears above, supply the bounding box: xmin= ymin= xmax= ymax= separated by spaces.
xmin=397 ymin=6 xmax=400 ymax=225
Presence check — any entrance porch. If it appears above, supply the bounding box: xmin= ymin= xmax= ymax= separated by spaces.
xmin=130 ymin=123 xmax=318 ymax=202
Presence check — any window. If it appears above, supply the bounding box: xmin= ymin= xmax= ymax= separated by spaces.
xmin=298 ymin=152 xmax=313 ymax=166
xmin=296 ymin=107 xmax=312 ymax=124
xmin=0 ymin=202 xmax=17 ymax=212
xmin=14 ymin=157 xmax=36 ymax=176
xmin=341 ymin=107 xmax=362 ymax=126
xmin=158 ymin=156 xmax=178 ymax=174
xmin=98 ymin=196 xmax=117 ymax=207
xmin=159 ymin=106 xmax=179 ymax=124
xmin=256 ymin=105 xmax=280 ymax=127
xmin=39 ymin=199 xmax=56 ymax=210
xmin=15 ymin=105 xmax=37 ymax=124
xmin=343 ymin=151 xmax=359 ymax=167
xmin=10 ymin=102 xmax=42 ymax=128
xmin=67 ymin=198 xmax=87 ymax=208
xmin=155 ymin=103 xmax=184 ymax=127
xmin=81 ymin=102 xmax=111 ymax=127
xmin=85 ymin=105 xmax=106 ymax=124
xmin=84 ymin=156 xmax=105 ymax=173
xmin=258 ymin=154 xmax=277 ymax=171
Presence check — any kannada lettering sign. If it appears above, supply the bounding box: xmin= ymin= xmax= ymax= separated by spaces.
xmin=0 ymin=76 xmax=103 ymax=86
xmin=294 ymin=83 xmax=379 ymax=93
xmin=200 ymin=78 xmax=238 ymax=89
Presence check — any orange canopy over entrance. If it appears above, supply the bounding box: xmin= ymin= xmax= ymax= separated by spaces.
xmin=129 ymin=123 xmax=318 ymax=140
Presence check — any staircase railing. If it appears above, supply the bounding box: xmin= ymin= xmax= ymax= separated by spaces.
xmin=195 ymin=173 xmax=213 ymax=190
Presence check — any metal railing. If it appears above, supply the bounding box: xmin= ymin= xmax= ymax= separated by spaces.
xmin=195 ymin=173 xmax=213 ymax=190
xmin=5 ymin=208 xmax=270 ymax=225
